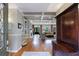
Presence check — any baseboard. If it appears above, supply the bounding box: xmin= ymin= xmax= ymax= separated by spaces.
xmin=7 ymin=46 xmax=22 ymax=53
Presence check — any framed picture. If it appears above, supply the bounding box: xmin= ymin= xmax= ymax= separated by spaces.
xmin=18 ymin=23 xmax=21 ymax=29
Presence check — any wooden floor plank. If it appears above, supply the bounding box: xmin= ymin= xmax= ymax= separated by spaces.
xmin=8 ymin=39 xmax=52 ymax=56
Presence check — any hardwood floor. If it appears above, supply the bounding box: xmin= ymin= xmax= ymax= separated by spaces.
xmin=8 ymin=39 xmax=52 ymax=56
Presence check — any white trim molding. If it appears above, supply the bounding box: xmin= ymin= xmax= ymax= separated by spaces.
xmin=7 ymin=46 xmax=22 ymax=53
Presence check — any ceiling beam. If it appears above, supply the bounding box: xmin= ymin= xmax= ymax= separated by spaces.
xmin=23 ymin=12 xmax=56 ymax=15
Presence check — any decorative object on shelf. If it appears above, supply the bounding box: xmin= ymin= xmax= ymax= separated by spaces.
xmin=18 ymin=23 xmax=22 ymax=29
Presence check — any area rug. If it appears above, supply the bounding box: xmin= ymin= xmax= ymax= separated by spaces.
xmin=22 ymin=51 xmax=50 ymax=56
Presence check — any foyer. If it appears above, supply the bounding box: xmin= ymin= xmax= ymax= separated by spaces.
xmin=0 ymin=3 xmax=79 ymax=56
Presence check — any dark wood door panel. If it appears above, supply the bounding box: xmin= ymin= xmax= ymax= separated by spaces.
xmin=62 ymin=10 xmax=77 ymax=42
xmin=56 ymin=4 xmax=79 ymax=51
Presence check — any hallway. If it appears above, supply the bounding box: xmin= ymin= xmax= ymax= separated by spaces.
xmin=0 ymin=3 xmax=79 ymax=56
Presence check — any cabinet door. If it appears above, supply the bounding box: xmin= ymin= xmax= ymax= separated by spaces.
xmin=62 ymin=10 xmax=77 ymax=47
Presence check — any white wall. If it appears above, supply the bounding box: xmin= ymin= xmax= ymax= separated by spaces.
xmin=8 ymin=8 xmax=24 ymax=52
